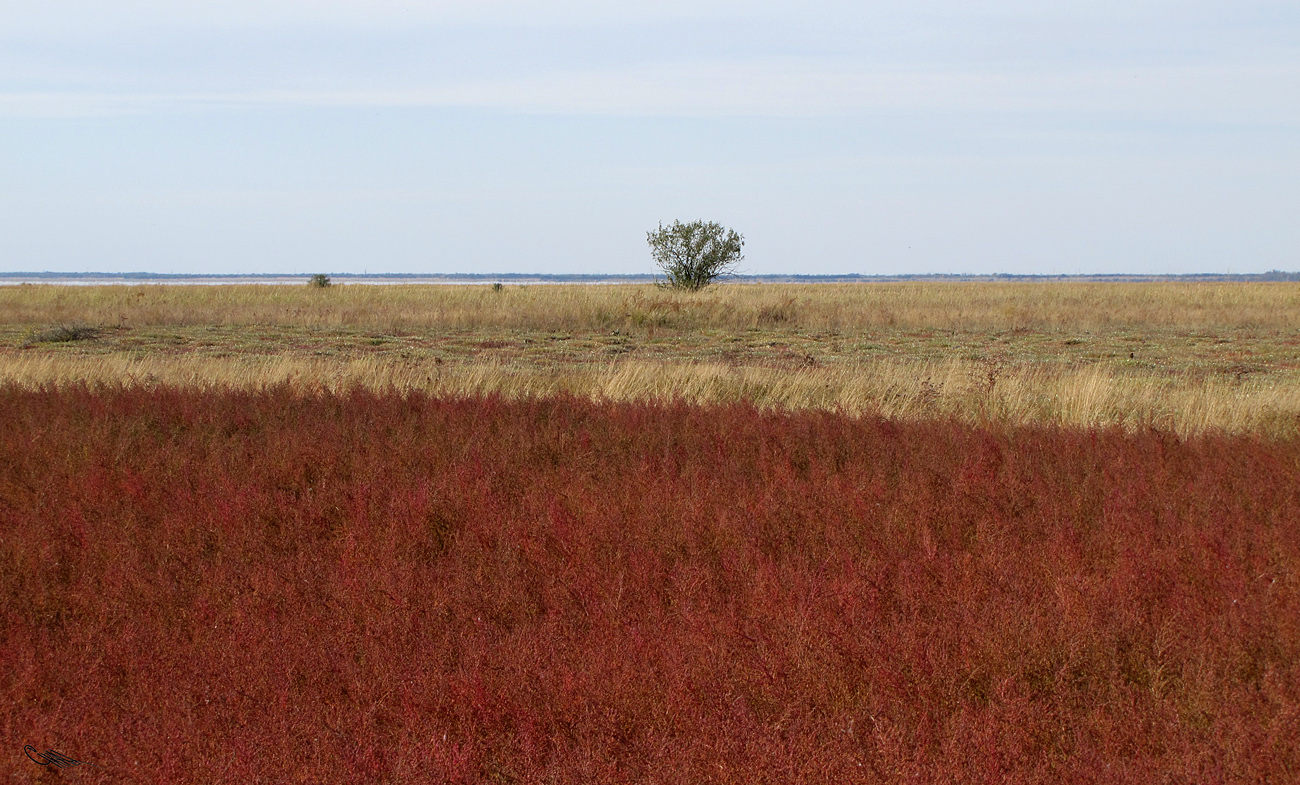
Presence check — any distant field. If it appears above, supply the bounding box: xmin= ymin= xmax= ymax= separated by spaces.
xmin=3 ymin=280 xmax=1299 ymax=331
xmin=3 ymin=282 xmax=1299 ymax=436
xmin=4 ymin=388 xmax=1298 ymax=783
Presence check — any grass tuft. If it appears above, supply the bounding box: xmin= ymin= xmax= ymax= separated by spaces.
xmin=23 ymin=322 xmax=99 ymax=345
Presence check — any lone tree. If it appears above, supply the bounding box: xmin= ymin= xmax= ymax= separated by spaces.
xmin=647 ymin=220 xmax=744 ymax=291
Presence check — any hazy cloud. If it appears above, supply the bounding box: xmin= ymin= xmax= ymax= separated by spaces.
xmin=5 ymin=59 xmax=1297 ymax=122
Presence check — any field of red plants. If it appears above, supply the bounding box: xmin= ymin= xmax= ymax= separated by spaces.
xmin=2 ymin=386 xmax=1298 ymax=783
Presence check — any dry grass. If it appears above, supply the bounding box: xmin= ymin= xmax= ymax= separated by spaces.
xmin=3 ymin=352 xmax=1298 ymax=438
xmin=4 ymin=281 xmax=1300 ymax=437
xmin=2 ymin=281 xmax=1299 ymax=331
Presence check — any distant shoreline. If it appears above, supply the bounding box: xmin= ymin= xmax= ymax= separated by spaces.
xmin=2 ymin=271 xmax=1299 ymax=285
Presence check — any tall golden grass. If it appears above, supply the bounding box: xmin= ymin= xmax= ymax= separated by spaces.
xmin=3 ymin=281 xmax=1299 ymax=331
xmin=5 ymin=282 xmax=1299 ymax=436
xmin=4 ymin=353 xmax=1297 ymax=438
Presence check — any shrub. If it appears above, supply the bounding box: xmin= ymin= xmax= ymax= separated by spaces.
xmin=24 ymin=322 xmax=98 ymax=344
xmin=308 ymin=273 xmax=332 ymax=288
xmin=647 ymin=219 xmax=744 ymax=290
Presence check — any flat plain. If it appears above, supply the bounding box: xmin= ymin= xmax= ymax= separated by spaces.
xmin=3 ymin=281 xmax=1300 ymax=436
xmin=2 ymin=282 xmax=1299 ymax=784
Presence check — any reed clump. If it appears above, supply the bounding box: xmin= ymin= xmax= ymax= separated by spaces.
xmin=22 ymin=322 xmax=99 ymax=345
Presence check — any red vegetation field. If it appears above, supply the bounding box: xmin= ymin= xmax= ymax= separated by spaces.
xmin=2 ymin=387 xmax=1299 ymax=784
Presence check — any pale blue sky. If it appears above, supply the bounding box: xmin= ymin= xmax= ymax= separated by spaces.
xmin=1 ymin=1 xmax=1297 ymax=275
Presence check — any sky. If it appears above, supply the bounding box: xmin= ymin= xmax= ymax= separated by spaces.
xmin=1 ymin=1 xmax=1297 ymax=275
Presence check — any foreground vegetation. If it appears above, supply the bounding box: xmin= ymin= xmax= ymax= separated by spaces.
xmin=4 ymin=388 xmax=1298 ymax=783
xmin=2 ymin=282 xmax=1299 ymax=436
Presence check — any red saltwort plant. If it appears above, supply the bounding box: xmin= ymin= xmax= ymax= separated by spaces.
xmin=1 ymin=386 xmax=1297 ymax=783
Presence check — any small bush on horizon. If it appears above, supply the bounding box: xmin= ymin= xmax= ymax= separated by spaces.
xmin=307 ymin=273 xmax=332 ymax=288
xmin=648 ymin=219 xmax=744 ymax=291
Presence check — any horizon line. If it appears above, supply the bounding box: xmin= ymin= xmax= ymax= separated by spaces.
xmin=3 ymin=271 xmax=1300 ymax=283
